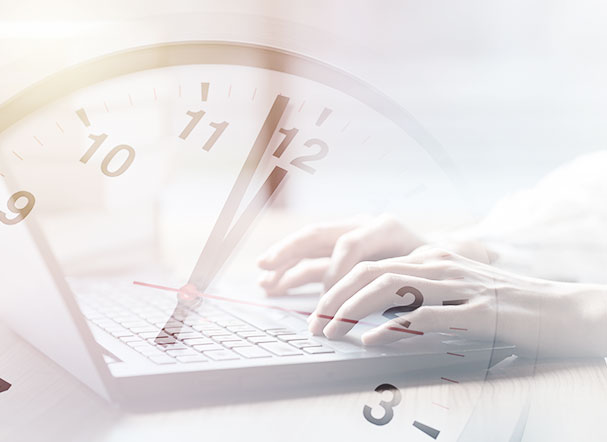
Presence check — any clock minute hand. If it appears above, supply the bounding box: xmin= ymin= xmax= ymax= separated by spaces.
xmin=188 ymin=94 xmax=290 ymax=292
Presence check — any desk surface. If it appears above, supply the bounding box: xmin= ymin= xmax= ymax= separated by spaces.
xmin=1 ymin=321 xmax=607 ymax=442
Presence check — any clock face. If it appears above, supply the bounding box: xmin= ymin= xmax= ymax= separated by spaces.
xmin=0 ymin=42 xmax=502 ymax=439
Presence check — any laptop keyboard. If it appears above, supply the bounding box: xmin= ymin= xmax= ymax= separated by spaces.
xmin=76 ymin=287 xmax=335 ymax=365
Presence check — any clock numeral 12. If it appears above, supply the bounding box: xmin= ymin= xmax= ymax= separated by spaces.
xmin=272 ymin=127 xmax=329 ymax=175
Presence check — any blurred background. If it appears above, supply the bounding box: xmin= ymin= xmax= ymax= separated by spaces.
xmin=1 ymin=0 xmax=607 ymax=217
xmin=1 ymin=0 xmax=607 ymax=286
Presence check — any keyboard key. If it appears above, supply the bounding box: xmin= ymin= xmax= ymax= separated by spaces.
xmin=131 ymin=326 xmax=159 ymax=334
xmin=259 ymin=342 xmax=303 ymax=356
xmin=223 ymin=339 xmax=254 ymax=348
xmin=111 ymin=330 xmax=133 ymax=338
xmin=184 ymin=317 xmax=210 ymax=326
xmin=127 ymin=340 xmax=150 ymax=348
xmin=93 ymin=318 xmax=118 ymax=327
xmin=148 ymin=355 xmax=176 ymax=365
xmin=137 ymin=346 xmax=165 ymax=357
xmin=214 ymin=318 xmax=247 ymax=327
xmin=236 ymin=331 xmax=266 ymax=338
xmin=277 ymin=334 xmax=310 ymax=342
xmin=155 ymin=342 xmax=188 ymax=351
xmin=166 ymin=348 xmax=198 ymax=357
xmin=202 ymin=329 xmax=230 ymax=337
xmin=123 ymin=321 xmax=152 ymax=329
xmin=302 ymin=346 xmax=335 ymax=354
xmin=139 ymin=331 xmax=169 ymax=339
xmin=173 ymin=332 xmax=200 ymax=340
xmin=193 ymin=343 xmax=224 ymax=352
xmin=192 ymin=323 xmax=221 ymax=331
xmin=177 ymin=355 xmax=208 ymax=363
xmin=183 ymin=337 xmax=214 ymax=346
xmin=267 ymin=329 xmax=295 ymax=336
xmin=164 ymin=326 xmax=186 ymax=334
xmin=246 ymin=336 xmax=278 ymax=344
xmin=290 ymin=339 xmax=322 ymax=349
xmin=214 ymin=335 xmax=241 ymax=343
xmin=233 ymin=346 xmax=272 ymax=359
xmin=102 ymin=323 xmax=126 ymax=332
xmin=120 ymin=336 xmax=143 ymax=343
xmin=226 ymin=325 xmax=257 ymax=332
xmin=154 ymin=321 xmax=182 ymax=328
xmin=114 ymin=316 xmax=141 ymax=324
xmin=154 ymin=337 xmax=177 ymax=345
xmin=204 ymin=350 xmax=240 ymax=361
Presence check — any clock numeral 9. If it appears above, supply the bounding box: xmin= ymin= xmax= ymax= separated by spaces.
xmin=80 ymin=133 xmax=136 ymax=177
xmin=0 ymin=191 xmax=35 ymax=225
xmin=363 ymin=383 xmax=402 ymax=426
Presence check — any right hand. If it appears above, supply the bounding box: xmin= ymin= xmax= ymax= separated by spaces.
xmin=256 ymin=214 xmax=426 ymax=296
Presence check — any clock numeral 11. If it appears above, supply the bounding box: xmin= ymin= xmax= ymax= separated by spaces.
xmin=179 ymin=110 xmax=229 ymax=152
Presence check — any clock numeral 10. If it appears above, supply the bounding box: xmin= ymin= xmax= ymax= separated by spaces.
xmin=179 ymin=110 xmax=229 ymax=152
xmin=0 ymin=191 xmax=35 ymax=225
xmin=80 ymin=133 xmax=136 ymax=177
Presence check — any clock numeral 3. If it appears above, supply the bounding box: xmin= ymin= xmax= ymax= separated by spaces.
xmin=363 ymin=383 xmax=402 ymax=426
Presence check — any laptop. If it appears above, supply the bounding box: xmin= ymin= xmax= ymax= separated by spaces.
xmin=0 ymin=178 xmax=513 ymax=411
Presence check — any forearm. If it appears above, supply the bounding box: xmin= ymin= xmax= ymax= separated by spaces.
xmin=545 ymin=282 xmax=607 ymax=358
xmin=495 ymin=278 xmax=607 ymax=358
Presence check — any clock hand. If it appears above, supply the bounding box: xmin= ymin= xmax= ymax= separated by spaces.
xmin=157 ymin=95 xmax=289 ymax=339
xmin=188 ymin=94 xmax=289 ymax=292
xmin=200 ymin=165 xmax=287 ymax=292
xmin=134 ymin=281 xmax=424 ymax=336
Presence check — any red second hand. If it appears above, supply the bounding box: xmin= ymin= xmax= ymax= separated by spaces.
xmin=132 ymin=280 xmax=424 ymax=336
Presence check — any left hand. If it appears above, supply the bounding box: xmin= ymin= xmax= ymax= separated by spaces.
xmin=310 ymin=245 xmax=606 ymax=358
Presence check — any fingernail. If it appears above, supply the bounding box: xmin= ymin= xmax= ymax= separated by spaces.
xmin=257 ymin=271 xmax=275 ymax=287
xmin=260 ymin=248 xmax=278 ymax=262
xmin=361 ymin=332 xmax=375 ymax=346
xmin=323 ymin=322 xmax=339 ymax=339
xmin=308 ymin=316 xmax=325 ymax=335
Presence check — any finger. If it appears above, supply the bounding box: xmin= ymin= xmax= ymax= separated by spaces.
xmin=322 ymin=275 xmax=455 ymax=339
xmin=362 ymin=300 xmax=493 ymax=345
xmin=308 ymin=261 xmax=442 ymax=334
xmin=262 ymin=258 xmax=331 ymax=297
xmin=323 ymin=214 xmax=423 ymax=291
xmin=310 ymin=259 xmax=469 ymax=335
xmin=258 ymin=263 xmax=292 ymax=288
xmin=257 ymin=218 xmax=364 ymax=271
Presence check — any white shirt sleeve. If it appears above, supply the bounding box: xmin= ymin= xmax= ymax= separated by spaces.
xmin=470 ymin=150 xmax=607 ymax=283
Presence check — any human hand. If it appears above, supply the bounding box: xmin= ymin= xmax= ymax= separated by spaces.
xmin=257 ymin=214 xmax=425 ymax=296
xmin=308 ymin=245 xmax=607 ymax=358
